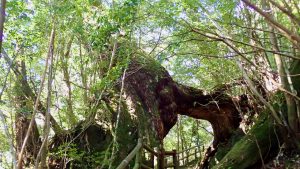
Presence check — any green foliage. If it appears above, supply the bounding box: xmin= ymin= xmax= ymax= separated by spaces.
xmin=1 ymin=0 xmax=300 ymax=167
xmin=51 ymin=143 xmax=111 ymax=168
xmin=0 ymin=132 xmax=9 ymax=152
xmin=51 ymin=143 xmax=85 ymax=161
xmin=213 ymin=113 xmax=281 ymax=169
xmin=164 ymin=117 xmax=213 ymax=152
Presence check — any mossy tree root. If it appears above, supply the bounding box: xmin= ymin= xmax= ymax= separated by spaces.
xmin=212 ymin=114 xmax=282 ymax=169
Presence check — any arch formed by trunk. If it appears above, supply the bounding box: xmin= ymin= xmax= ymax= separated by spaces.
xmin=45 ymin=56 xmax=280 ymax=169
xmin=123 ymin=57 xmax=242 ymax=146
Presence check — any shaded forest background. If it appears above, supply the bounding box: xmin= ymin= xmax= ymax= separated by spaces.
xmin=0 ymin=0 xmax=300 ymax=168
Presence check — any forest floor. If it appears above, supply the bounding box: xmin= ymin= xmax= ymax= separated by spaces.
xmin=176 ymin=151 xmax=300 ymax=169
xmin=265 ymin=152 xmax=300 ymax=169
xmin=178 ymin=159 xmax=199 ymax=169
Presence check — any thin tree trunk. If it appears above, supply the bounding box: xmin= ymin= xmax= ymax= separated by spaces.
xmin=268 ymin=0 xmax=300 ymax=27
xmin=262 ymin=0 xmax=299 ymax=133
xmin=2 ymin=49 xmax=62 ymax=133
xmin=244 ymin=7 xmax=274 ymax=92
xmin=194 ymin=6 xmax=283 ymax=125
xmin=242 ymin=0 xmax=300 ymax=49
xmin=17 ymin=26 xmax=55 ymax=169
xmin=0 ymin=0 xmax=6 ymax=55
xmin=108 ymin=68 xmax=127 ymax=169
xmin=79 ymin=42 xmax=88 ymax=105
xmin=34 ymin=28 xmax=55 ymax=169
xmin=61 ymin=37 xmax=77 ymax=126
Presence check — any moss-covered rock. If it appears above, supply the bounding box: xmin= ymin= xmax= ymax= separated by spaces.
xmin=212 ymin=113 xmax=282 ymax=169
xmin=209 ymin=129 xmax=245 ymax=167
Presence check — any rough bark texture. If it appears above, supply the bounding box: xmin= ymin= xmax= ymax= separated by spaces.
xmin=15 ymin=114 xmax=41 ymax=167
xmin=16 ymin=54 xmax=283 ymax=169
xmin=13 ymin=62 xmax=59 ymax=168
xmin=15 ymin=83 xmax=41 ymax=168
xmin=46 ymin=57 xmax=244 ymax=168
xmin=124 ymin=57 xmax=242 ymax=145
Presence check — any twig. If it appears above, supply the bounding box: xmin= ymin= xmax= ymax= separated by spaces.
xmin=254 ymin=135 xmax=266 ymax=169
xmin=109 ymin=68 xmax=127 ymax=169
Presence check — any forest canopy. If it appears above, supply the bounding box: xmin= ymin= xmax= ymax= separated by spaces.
xmin=0 ymin=0 xmax=300 ymax=168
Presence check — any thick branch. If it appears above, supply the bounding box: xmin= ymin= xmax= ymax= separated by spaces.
xmin=125 ymin=58 xmax=242 ymax=145
xmin=174 ymin=85 xmax=241 ymax=145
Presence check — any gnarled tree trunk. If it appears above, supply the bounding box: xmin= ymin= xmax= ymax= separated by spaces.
xmin=47 ymin=57 xmax=244 ymax=168
xmin=46 ymin=56 xmax=283 ymax=169
xmin=124 ymin=57 xmax=242 ymax=146
xmin=14 ymin=79 xmax=41 ymax=168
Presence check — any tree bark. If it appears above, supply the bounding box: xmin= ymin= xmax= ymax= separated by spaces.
xmin=123 ymin=57 xmax=242 ymax=145
xmin=43 ymin=53 xmax=288 ymax=169
xmin=14 ymin=81 xmax=41 ymax=168
xmin=46 ymin=56 xmax=244 ymax=168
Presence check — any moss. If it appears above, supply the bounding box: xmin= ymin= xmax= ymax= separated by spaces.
xmin=290 ymin=60 xmax=300 ymax=94
xmin=213 ymin=113 xmax=282 ymax=169
xmin=135 ymin=102 xmax=160 ymax=146
xmin=131 ymin=55 xmax=169 ymax=79
xmin=112 ymin=105 xmax=138 ymax=167
xmin=209 ymin=129 xmax=245 ymax=167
